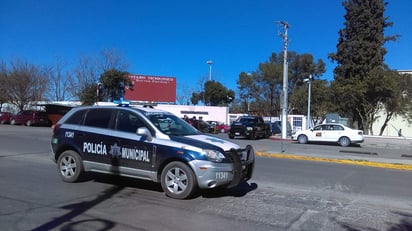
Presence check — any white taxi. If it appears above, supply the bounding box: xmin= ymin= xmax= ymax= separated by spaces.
xmin=292 ymin=123 xmax=364 ymax=147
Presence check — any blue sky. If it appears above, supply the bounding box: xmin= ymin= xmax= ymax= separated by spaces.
xmin=1 ymin=0 xmax=411 ymax=95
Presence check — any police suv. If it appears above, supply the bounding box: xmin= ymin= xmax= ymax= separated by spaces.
xmin=51 ymin=104 xmax=255 ymax=199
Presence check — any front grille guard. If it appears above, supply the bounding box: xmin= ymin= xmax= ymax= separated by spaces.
xmin=226 ymin=145 xmax=255 ymax=188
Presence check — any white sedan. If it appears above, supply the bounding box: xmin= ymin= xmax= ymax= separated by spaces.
xmin=292 ymin=123 xmax=364 ymax=147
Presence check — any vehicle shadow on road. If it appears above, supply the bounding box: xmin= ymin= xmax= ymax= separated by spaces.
xmin=79 ymin=173 xmax=257 ymax=199
xmin=292 ymin=141 xmax=362 ymax=148
xmin=87 ymin=172 xmax=164 ymax=192
xmin=200 ymin=182 xmax=258 ymax=198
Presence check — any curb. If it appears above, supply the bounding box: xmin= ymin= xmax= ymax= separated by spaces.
xmin=255 ymin=151 xmax=412 ymax=172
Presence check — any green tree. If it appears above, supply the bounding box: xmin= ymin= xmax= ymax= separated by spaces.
xmin=236 ymin=52 xmax=326 ymax=117
xmin=99 ymin=69 xmax=130 ymax=102
xmin=328 ymin=0 xmax=397 ymax=133
xmin=290 ymin=79 xmax=334 ymax=124
xmin=71 ymin=48 xmax=129 ymax=104
xmin=378 ymin=72 xmax=412 ymax=135
xmin=79 ymin=83 xmax=99 ymax=105
xmin=237 ymin=72 xmax=260 ymax=113
xmin=190 ymin=80 xmax=234 ymax=106
xmin=204 ymin=81 xmax=234 ymax=106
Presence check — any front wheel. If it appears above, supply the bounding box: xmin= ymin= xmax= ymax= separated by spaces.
xmin=161 ymin=161 xmax=197 ymax=199
xmin=57 ymin=150 xmax=84 ymax=182
xmin=339 ymin=137 xmax=351 ymax=147
xmin=26 ymin=120 xmax=32 ymax=126
xmin=298 ymin=135 xmax=308 ymax=144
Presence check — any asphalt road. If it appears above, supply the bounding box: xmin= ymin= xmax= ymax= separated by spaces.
xmin=213 ymin=133 xmax=412 ymax=168
xmin=1 ymin=125 xmax=412 ymax=231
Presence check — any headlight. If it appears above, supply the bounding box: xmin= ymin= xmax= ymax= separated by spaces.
xmin=246 ymin=126 xmax=253 ymax=131
xmin=202 ymin=149 xmax=225 ymax=162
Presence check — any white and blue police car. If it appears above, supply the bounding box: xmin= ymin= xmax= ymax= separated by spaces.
xmin=51 ymin=104 xmax=255 ymax=199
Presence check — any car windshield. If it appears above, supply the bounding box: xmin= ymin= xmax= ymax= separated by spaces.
xmin=146 ymin=113 xmax=200 ymax=136
xmin=237 ymin=117 xmax=255 ymax=123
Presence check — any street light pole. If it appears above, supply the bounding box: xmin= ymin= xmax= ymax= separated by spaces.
xmin=278 ymin=21 xmax=289 ymax=139
xmin=206 ymin=60 xmax=213 ymax=81
xmin=305 ymin=75 xmax=312 ymax=129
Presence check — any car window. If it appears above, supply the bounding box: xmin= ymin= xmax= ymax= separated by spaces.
xmin=321 ymin=125 xmax=333 ymax=130
xmin=313 ymin=125 xmax=322 ymax=131
xmin=147 ymin=113 xmax=198 ymax=136
xmin=332 ymin=125 xmax=344 ymax=130
xmin=115 ymin=110 xmax=146 ymax=133
xmin=84 ymin=109 xmax=113 ymax=128
xmin=65 ymin=109 xmax=87 ymax=125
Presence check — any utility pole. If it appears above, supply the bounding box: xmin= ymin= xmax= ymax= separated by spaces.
xmin=278 ymin=21 xmax=289 ymax=139
xmin=206 ymin=60 xmax=213 ymax=81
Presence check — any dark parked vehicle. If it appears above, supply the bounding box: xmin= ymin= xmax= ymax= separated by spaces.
xmin=228 ymin=115 xmax=271 ymax=140
xmin=0 ymin=112 xmax=12 ymax=124
xmin=10 ymin=110 xmax=51 ymax=126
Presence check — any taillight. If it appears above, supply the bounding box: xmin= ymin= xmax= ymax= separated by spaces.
xmin=53 ymin=124 xmax=61 ymax=134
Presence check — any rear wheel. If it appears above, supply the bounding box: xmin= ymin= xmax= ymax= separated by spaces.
xmin=57 ymin=150 xmax=84 ymax=182
xmin=26 ymin=120 xmax=32 ymax=126
xmin=161 ymin=161 xmax=197 ymax=199
xmin=339 ymin=137 xmax=351 ymax=147
xmin=297 ymin=135 xmax=308 ymax=144
xmin=10 ymin=119 xmax=16 ymax=125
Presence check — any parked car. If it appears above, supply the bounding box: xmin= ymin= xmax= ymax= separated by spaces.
xmin=228 ymin=116 xmax=271 ymax=140
xmin=291 ymin=123 xmax=364 ymax=147
xmin=207 ymin=121 xmax=230 ymax=133
xmin=0 ymin=112 xmax=12 ymax=124
xmin=10 ymin=110 xmax=51 ymax=126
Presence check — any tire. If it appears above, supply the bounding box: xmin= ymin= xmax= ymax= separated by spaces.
xmin=249 ymin=132 xmax=257 ymax=140
xmin=57 ymin=150 xmax=84 ymax=183
xmin=161 ymin=161 xmax=197 ymax=199
xmin=0 ymin=120 xmax=5 ymax=124
xmin=220 ymin=128 xmax=225 ymax=133
xmin=10 ymin=119 xmax=16 ymax=125
xmin=229 ymin=134 xmax=234 ymax=139
xmin=298 ymin=135 xmax=308 ymax=144
xmin=339 ymin=136 xmax=351 ymax=147
xmin=26 ymin=120 xmax=32 ymax=126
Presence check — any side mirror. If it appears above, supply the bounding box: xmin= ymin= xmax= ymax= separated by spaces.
xmin=136 ymin=127 xmax=153 ymax=141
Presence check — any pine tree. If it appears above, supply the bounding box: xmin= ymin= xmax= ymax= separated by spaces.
xmin=329 ymin=0 xmax=397 ymax=134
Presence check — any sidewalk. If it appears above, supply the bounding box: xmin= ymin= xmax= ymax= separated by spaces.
xmin=265 ymin=134 xmax=412 ymax=170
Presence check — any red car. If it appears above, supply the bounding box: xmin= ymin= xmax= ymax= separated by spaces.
xmin=207 ymin=121 xmax=230 ymax=133
xmin=0 ymin=112 xmax=12 ymax=124
xmin=10 ymin=110 xmax=51 ymax=126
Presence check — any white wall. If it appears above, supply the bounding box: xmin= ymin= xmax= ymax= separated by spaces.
xmin=155 ymin=104 xmax=229 ymax=124
xmin=372 ymin=110 xmax=412 ymax=137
